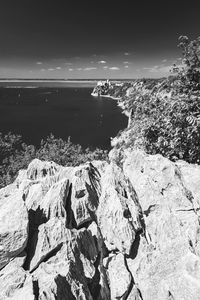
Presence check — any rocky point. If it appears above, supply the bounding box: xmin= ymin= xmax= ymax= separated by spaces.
xmin=1 ymin=143 xmax=200 ymax=299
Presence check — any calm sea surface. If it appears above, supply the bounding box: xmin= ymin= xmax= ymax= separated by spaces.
xmin=0 ymin=86 xmax=127 ymax=149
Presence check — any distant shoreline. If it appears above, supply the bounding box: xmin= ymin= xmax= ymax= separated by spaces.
xmin=0 ymin=80 xmax=98 ymax=82
xmin=91 ymin=94 xmax=121 ymax=101
xmin=0 ymin=78 xmax=136 ymax=82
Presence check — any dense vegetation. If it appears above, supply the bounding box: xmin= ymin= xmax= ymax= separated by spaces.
xmin=0 ymin=133 xmax=108 ymax=188
xmin=119 ymin=35 xmax=200 ymax=163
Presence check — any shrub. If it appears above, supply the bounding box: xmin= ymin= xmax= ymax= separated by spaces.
xmin=36 ymin=134 xmax=108 ymax=166
xmin=0 ymin=133 xmax=108 ymax=188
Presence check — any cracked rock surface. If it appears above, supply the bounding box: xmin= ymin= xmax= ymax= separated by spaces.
xmin=1 ymin=150 xmax=200 ymax=299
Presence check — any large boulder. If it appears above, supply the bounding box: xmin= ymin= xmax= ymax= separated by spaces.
xmin=97 ymin=163 xmax=141 ymax=254
xmin=20 ymin=159 xmax=105 ymax=229
xmin=122 ymin=149 xmax=200 ymax=299
xmin=0 ymin=255 xmax=28 ymax=299
xmin=28 ymin=218 xmax=71 ymax=272
xmin=0 ymin=189 xmax=28 ymax=270
xmin=32 ymin=228 xmax=97 ymax=300
xmin=105 ymin=253 xmax=132 ymax=300
xmin=69 ymin=163 xmax=103 ymax=228
xmin=26 ymin=159 xmax=61 ymax=181
xmin=39 ymin=178 xmax=71 ymax=222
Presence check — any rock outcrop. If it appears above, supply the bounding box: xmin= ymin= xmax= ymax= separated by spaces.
xmin=0 ymin=187 xmax=28 ymax=270
xmin=1 ymin=147 xmax=200 ymax=299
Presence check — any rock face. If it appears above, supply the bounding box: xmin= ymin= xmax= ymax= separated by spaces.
xmin=1 ymin=151 xmax=200 ymax=299
xmin=105 ymin=253 xmax=132 ymax=299
xmin=122 ymin=149 xmax=200 ymax=299
xmin=0 ymin=188 xmax=28 ymax=270
xmin=97 ymin=163 xmax=141 ymax=255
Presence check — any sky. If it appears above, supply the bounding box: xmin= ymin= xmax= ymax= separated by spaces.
xmin=0 ymin=0 xmax=200 ymax=79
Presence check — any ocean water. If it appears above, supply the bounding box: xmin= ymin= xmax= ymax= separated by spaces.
xmin=0 ymin=87 xmax=127 ymax=149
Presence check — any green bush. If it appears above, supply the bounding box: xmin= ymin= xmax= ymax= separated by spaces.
xmin=0 ymin=133 xmax=108 ymax=188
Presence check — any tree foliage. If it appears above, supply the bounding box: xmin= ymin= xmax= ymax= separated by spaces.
xmin=121 ymin=35 xmax=200 ymax=164
xmin=172 ymin=35 xmax=200 ymax=90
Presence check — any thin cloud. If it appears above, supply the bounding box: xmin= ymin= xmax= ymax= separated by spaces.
xmin=162 ymin=59 xmax=167 ymax=63
xmin=48 ymin=68 xmax=54 ymax=71
xmin=151 ymin=65 xmax=159 ymax=71
xmin=56 ymin=67 xmax=61 ymax=70
xmin=36 ymin=62 xmax=43 ymax=65
xmin=98 ymin=60 xmax=107 ymax=64
xmin=123 ymin=61 xmax=129 ymax=64
xmin=143 ymin=66 xmax=158 ymax=71
xmin=124 ymin=52 xmax=130 ymax=56
xmin=143 ymin=66 xmax=161 ymax=73
xmin=40 ymin=69 xmax=46 ymax=72
xmin=77 ymin=68 xmax=83 ymax=71
xmin=124 ymin=65 xmax=129 ymax=68
xmin=69 ymin=68 xmax=73 ymax=71
xmin=65 ymin=62 xmax=72 ymax=65
xmin=157 ymin=65 xmax=172 ymax=73
xmin=103 ymin=66 xmax=108 ymax=69
xmin=84 ymin=67 xmax=97 ymax=71
xmin=109 ymin=67 xmax=120 ymax=70
xmin=143 ymin=65 xmax=172 ymax=73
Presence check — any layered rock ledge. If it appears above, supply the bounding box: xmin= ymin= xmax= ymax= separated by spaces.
xmin=1 ymin=146 xmax=200 ymax=299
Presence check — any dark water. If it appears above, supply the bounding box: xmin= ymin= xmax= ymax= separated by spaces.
xmin=0 ymin=87 xmax=127 ymax=149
